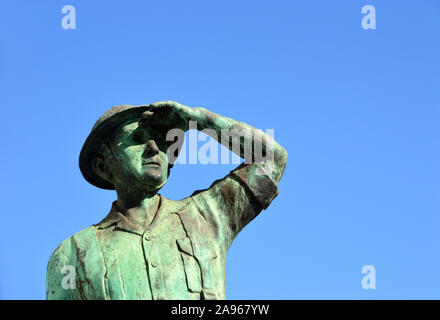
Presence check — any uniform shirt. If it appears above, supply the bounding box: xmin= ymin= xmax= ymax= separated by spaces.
xmin=46 ymin=163 xmax=278 ymax=300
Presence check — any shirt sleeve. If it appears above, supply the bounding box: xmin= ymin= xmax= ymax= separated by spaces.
xmin=46 ymin=238 xmax=78 ymax=300
xmin=190 ymin=162 xmax=279 ymax=249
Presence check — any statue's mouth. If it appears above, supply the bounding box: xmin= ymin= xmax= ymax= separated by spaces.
xmin=142 ymin=161 xmax=161 ymax=167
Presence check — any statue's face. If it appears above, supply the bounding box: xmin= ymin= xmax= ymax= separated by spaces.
xmin=106 ymin=120 xmax=170 ymax=192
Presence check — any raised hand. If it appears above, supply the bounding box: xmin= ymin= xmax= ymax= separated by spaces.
xmin=139 ymin=100 xmax=195 ymax=132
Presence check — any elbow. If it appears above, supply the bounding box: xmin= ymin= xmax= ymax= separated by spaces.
xmin=269 ymin=145 xmax=287 ymax=183
xmin=275 ymin=145 xmax=288 ymax=171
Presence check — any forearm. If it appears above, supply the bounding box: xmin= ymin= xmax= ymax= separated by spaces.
xmin=189 ymin=107 xmax=288 ymax=183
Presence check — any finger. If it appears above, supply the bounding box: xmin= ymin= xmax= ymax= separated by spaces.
xmin=149 ymin=100 xmax=182 ymax=111
xmin=149 ymin=101 xmax=171 ymax=109
xmin=138 ymin=110 xmax=155 ymax=127
xmin=141 ymin=110 xmax=154 ymax=118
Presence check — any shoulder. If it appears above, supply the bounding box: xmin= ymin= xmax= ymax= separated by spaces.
xmin=162 ymin=193 xmax=195 ymax=215
xmin=46 ymin=226 xmax=98 ymax=299
xmin=49 ymin=226 xmax=96 ymax=260
xmin=47 ymin=226 xmax=97 ymax=282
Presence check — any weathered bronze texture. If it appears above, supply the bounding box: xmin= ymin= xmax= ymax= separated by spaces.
xmin=47 ymin=101 xmax=287 ymax=300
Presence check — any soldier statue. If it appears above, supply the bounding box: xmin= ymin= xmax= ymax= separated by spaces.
xmin=47 ymin=101 xmax=287 ymax=299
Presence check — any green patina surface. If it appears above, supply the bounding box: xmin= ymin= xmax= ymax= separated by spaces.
xmin=47 ymin=101 xmax=287 ymax=300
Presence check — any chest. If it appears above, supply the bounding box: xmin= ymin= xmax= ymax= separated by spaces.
xmin=91 ymin=213 xmax=224 ymax=300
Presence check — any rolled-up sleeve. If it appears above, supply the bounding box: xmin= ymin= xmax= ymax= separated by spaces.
xmin=190 ymin=162 xmax=279 ymax=249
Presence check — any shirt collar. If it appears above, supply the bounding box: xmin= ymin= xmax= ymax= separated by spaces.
xmin=95 ymin=195 xmax=173 ymax=235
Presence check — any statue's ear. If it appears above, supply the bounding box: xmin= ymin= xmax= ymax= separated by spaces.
xmin=92 ymin=155 xmax=113 ymax=185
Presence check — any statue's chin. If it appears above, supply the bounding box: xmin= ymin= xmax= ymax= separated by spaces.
xmin=141 ymin=175 xmax=167 ymax=192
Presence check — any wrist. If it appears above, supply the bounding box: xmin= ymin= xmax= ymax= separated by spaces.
xmin=187 ymin=107 xmax=207 ymax=125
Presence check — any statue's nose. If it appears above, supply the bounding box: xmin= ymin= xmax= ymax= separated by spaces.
xmin=143 ymin=139 xmax=159 ymax=157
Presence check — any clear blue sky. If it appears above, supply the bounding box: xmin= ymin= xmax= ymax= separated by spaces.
xmin=0 ymin=0 xmax=439 ymax=299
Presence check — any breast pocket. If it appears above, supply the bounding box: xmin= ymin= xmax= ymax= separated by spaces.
xmin=191 ymin=245 xmax=219 ymax=300
xmin=182 ymin=238 xmax=220 ymax=300
xmin=176 ymin=237 xmax=202 ymax=293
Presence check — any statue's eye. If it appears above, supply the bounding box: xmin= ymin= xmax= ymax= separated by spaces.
xmin=132 ymin=131 xmax=145 ymax=143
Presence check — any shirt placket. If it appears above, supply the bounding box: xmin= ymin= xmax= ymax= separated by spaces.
xmin=142 ymin=229 xmax=166 ymax=300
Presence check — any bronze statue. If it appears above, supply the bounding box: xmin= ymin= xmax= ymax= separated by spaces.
xmin=46 ymin=101 xmax=287 ymax=299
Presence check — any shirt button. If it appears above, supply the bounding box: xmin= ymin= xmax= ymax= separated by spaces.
xmin=144 ymin=234 xmax=151 ymax=241
xmin=151 ymin=261 xmax=158 ymax=267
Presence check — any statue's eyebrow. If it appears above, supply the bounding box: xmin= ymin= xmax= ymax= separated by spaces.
xmin=120 ymin=123 xmax=146 ymax=136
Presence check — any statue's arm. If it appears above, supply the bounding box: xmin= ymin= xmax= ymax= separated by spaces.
xmin=147 ymin=101 xmax=287 ymax=245
xmin=190 ymin=106 xmax=288 ymax=185
xmin=147 ymin=100 xmax=288 ymax=185
xmin=46 ymin=238 xmax=77 ymax=300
